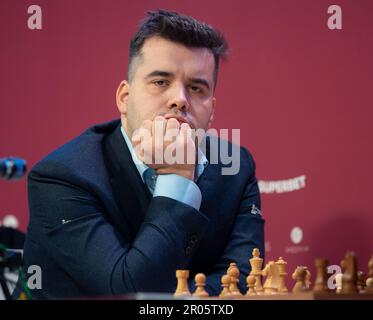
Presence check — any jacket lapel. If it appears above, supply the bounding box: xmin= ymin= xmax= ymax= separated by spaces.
xmin=196 ymin=135 xmax=221 ymax=216
xmin=103 ymin=122 xmax=151 ymax=241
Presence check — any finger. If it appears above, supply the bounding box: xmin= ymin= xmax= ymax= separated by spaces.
xmin=165 ymin=118 xmax=180 ymax=142
xmin=142 ymin=119 xmax=152 ymax=134
xmin=166 ymin=118 xmax=180 ymax=131
xmin=153 ymin=116 xmax=166 ymax=164
xmin=179 ymin=123 xmax=196 ymax=164
xmin=179 ymin=122 xmax=193 ymax=141
xmin=131 ymin=131 xmax=145 ymax=163
xmin=133 ymin=120 xmax=153 ymax=164
xmin=152 ymin=116 xmax=166 ymax=138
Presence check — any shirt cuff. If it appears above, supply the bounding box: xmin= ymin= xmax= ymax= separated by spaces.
xmin=153 ymin=174 xmax=202 ymax=210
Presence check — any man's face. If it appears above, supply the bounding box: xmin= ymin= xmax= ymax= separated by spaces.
xmin=116 ymin=36 xmax=216 ymax=138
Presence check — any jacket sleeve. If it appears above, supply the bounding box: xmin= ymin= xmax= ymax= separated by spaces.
xmin=26 ymin=164 xmax=210 ymax=297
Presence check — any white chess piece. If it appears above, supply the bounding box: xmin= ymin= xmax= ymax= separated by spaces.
xmin=335 ymin=273 xmax=343 ymax=294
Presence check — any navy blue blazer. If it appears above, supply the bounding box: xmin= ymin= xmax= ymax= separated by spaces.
xmin=19 ymin=119 xmax=264 ymax=299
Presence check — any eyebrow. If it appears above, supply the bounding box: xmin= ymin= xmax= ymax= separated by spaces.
xmin=145 ymin=70 xmax=173 ymax=78
xmin=189 ymin=78 xmax=210 ymax=91
xmin=145 ymin=70 xmax=211 ymax=91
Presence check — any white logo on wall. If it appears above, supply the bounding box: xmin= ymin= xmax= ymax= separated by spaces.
xmin=258 ymin=175 xmax=306 ymax=194
xmin=0 ymin=214 xmax=19 ymax=229
xmin=327 ymin=5 xmax=342 ymax=30
xmin=285 ymin=226 xmax=310 ymax=254
xmin=290 ymin=226 xmax=303 ymax=244
xmin=27 ymin=5 xmax=43 ymax=30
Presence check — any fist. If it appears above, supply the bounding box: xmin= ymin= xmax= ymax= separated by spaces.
xmin=131 ymin=116 xmax=197 ymax=180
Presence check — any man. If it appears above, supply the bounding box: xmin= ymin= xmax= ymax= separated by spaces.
xmin=17 ymin=9 xmax=264 ymax=299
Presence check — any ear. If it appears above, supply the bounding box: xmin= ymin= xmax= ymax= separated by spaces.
xmin=116 ymin=80 xmax=130 ymax=115
xmin=207 ymin=97 xmax=216 ymax=129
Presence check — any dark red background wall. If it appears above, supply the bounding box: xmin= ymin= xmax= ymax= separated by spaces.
xmin=1 ymin=0 xmax=373 ymax=283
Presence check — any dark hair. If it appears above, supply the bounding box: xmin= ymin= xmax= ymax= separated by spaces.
xmin=128 ymin=9 xmax=228 ymax=88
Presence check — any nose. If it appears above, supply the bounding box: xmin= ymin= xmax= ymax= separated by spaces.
xmin=168 ymin=85 xmax=190 ymax=113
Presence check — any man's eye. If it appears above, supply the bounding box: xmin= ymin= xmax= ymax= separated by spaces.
xmin=190 ymin=86 xmax=202 ymax=93
xmin=153 ymin=80 xmax=168 ymax=87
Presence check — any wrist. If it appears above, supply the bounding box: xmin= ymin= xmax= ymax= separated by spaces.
xmin=156 ymin=166 xmax=195 ymax=181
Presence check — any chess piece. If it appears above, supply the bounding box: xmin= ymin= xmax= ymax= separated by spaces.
xmin=174 ymin=270 xmax=191 ymax=297
xmin=276 ymin=257 xmax=288 ymax=293
xmin=357 ymin=271 xmax=366 ymax=294
xmin=245 ymin=275 xmax=256 ymax=296
xmin=249 ymin=248 xmax=264 ymax=294
xmin=366 ymin=255 xmax=373 ymax=294
xmin=262 ymin=261 xmax=279 ymax=294
xmin=226 ymin=262 xmax=238 ymax=292
xmin=313 ymin=258 xmax=329 ymax=292
xmin=292 ymin=266 xmax=310 ymax=293
xmin=305 ymin=267 xmax=311 ymax=289
xmin=335 ymin=273 xmax=343 ymax=294
xmin=193 ymin=273 xmax=209 ymax=298
xmin=227 ymin=264 xmax=242 ymax=296
xmin=219 ymin=274 xmax=232 ymax=297
xmin=227 ymin=262 xmax=238 ymax=274
xmin=340 ymin=251 xmax=358 ymax=294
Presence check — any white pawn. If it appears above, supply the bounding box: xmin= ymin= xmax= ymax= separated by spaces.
xmin=245 ymin=275 xmax=257 ymax=296
xmin=193 ymin=273 xmax=209 ymax=298
xmin=228 ymin=265 xmax=242 ymax=296
xmin=219 ymin=275 xmax=232 ymax=297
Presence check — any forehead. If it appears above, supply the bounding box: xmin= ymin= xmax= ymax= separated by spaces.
xmin=137 ymin=37 xmax=215 ymax=81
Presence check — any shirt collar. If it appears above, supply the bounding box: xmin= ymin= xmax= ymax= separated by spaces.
xmin=120 ymin=126 xmax=208 ymax=182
